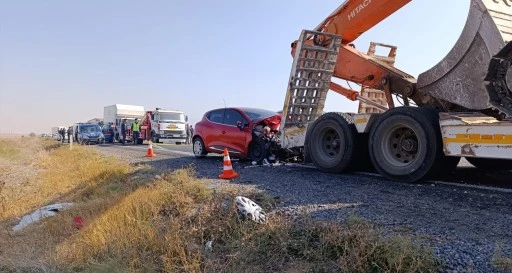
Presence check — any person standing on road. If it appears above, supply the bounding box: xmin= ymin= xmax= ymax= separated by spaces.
xmin=189 ymin=125 xmax=194 ymax=144
xmin=131 ymin=118 xmax=140 ymax=145
xmin=121 ymin=119 xmax=127 ymax=145
xmin=67 ymin=127 xmax=72 ymax=143
xmin=108 ymin=122 xmax=115 ymax=143
xmin=60 ymin=128 xmax=66 ymax=143
xmin=185 ymin=123 xmax=190 ymax=144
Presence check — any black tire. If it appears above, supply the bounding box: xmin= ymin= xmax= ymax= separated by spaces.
xmin=466 ymin=157 xmax=512 ymax=171
xmin=192 ymin=137 xmax=207 ymax=158
xmin=137 ymin=138 xmax=143 ymax=145
xmin=346 ymin=132 xmax=374 ymax=172
xmin=305 ymin=112 xmax=358 ymax=173
xmin=368 ymin=107 xmax=444 ymax=183
xmin=249 ymin=137 xmax=267 ymax=164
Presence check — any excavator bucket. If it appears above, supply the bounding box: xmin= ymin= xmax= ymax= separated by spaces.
xmin=417 ymin=0 xmax=512 ymax=117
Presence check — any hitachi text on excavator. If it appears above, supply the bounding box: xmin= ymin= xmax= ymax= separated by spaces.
xmin=277 ymin=0 xmax=512 ymax=182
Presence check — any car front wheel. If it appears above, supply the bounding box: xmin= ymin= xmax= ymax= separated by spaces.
xmin=193 ymin=137 xmax=207 ymax=158
xmin=249 ymin=137 xmax=267 ymax=164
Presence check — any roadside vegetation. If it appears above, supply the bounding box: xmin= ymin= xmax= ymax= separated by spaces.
xmin=1 ymin=138 xmax=442 ymax=273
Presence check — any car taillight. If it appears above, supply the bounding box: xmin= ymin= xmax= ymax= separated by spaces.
xmin=158 ymin=124 xmax=160 ymax=130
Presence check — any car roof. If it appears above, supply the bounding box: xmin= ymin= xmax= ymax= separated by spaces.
xmin=207 ymin=107 xmax=277 ymax=114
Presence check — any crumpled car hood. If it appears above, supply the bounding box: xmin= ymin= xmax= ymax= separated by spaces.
xmin=255 ymin=114 xmax=282 ymax=130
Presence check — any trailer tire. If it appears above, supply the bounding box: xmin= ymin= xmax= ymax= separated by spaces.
xmin=369 ymin=107 xmax=444 ymax=183
xmin=466 ymin=157 xmax=512 ymax=171
xmin=193 ymin=137 xmax=207 ymax=158
xmin=305 ymin=112 xmax=357 ymax=173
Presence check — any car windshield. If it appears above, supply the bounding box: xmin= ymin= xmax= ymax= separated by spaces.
xmin=80 ymin=125 xmax=101 ymax=133
xmin=159 ymin=112 xmax=185 ymax=122
xmin=242 ymin=108 xmax=278 ymax=121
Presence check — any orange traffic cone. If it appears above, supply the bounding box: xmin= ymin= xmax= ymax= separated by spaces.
xmin=219 ymin=148 xmax=239 ymax=179
xmin=146 ymin=141 xmax=155 ymax=157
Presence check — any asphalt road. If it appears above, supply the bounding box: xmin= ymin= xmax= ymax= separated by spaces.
xmin=147 ymin=142 xmax=512 ymax=191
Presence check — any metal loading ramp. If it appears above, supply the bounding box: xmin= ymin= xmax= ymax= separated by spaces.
xmin=280 ymin=30 xmax=342 ymax=149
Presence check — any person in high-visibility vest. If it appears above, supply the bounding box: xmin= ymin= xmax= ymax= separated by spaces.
xmin=131 ymin=118 xmax=140 ymax=145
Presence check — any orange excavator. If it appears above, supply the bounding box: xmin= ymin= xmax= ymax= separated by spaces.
xmin=278 ymin=0 xmax=512 ymax=182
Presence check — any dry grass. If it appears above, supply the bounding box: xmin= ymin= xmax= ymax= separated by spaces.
xmin=0 ymin=139 xmax=22 ymax=160
xmin=0 ymin=140 xmax=130 ymax=221
xmin=0 ymin=138 xmax=132 ymax=271
xmin=0 ymin=138 xmax=440 ymax=273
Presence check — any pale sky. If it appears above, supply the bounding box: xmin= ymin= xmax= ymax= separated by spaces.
xmin=0 ymin=0 xmax=470 ymax=134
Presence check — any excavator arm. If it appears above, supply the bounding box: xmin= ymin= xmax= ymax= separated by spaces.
xmin=290 ymin=0 xmax=512 ymax=117
xmin=312 ymin=0 xmax=412 ymax=44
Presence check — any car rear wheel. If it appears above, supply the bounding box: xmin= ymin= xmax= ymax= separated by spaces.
xmin=193 ymin=137 xmax=207 ymax=158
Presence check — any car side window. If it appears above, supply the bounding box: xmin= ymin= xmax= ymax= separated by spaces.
xmin=207 ymin=110 xmax=224 ymax=124
xmin=223 ymin=109 xmax=246 ymax=127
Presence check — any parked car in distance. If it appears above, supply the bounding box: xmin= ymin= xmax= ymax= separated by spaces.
xmin=73 ymin=123 xmax=105 ymax=145
xmin=192 ymin=107 xmax=281 ymax=162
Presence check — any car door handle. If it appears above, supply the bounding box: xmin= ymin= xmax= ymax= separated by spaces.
xmin=222 ymin=131 xmax=226 ymax=134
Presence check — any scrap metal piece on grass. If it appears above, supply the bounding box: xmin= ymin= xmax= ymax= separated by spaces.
xmin=12 ymin=203 xmax=73 ymax=232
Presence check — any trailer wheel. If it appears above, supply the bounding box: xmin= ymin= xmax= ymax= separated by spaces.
xmin=369 ymin=107 xmax=444 ymax=183
xmin=466 ymin=157 xmax=512 ymax=171
xmin=192 ymin=137 xmax=207 ymax=158
xmin=305 ymin=112 xmax=357 ymax=173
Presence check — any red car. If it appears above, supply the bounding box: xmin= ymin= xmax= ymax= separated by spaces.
xmin=192 ymin=107 xmax=281 ymax=161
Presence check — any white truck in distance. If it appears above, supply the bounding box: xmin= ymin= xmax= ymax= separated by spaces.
xmin=103 ymin=104 xmax=145 ymax=143
xmin=139 ymin=108 xmax=188 ymax=144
